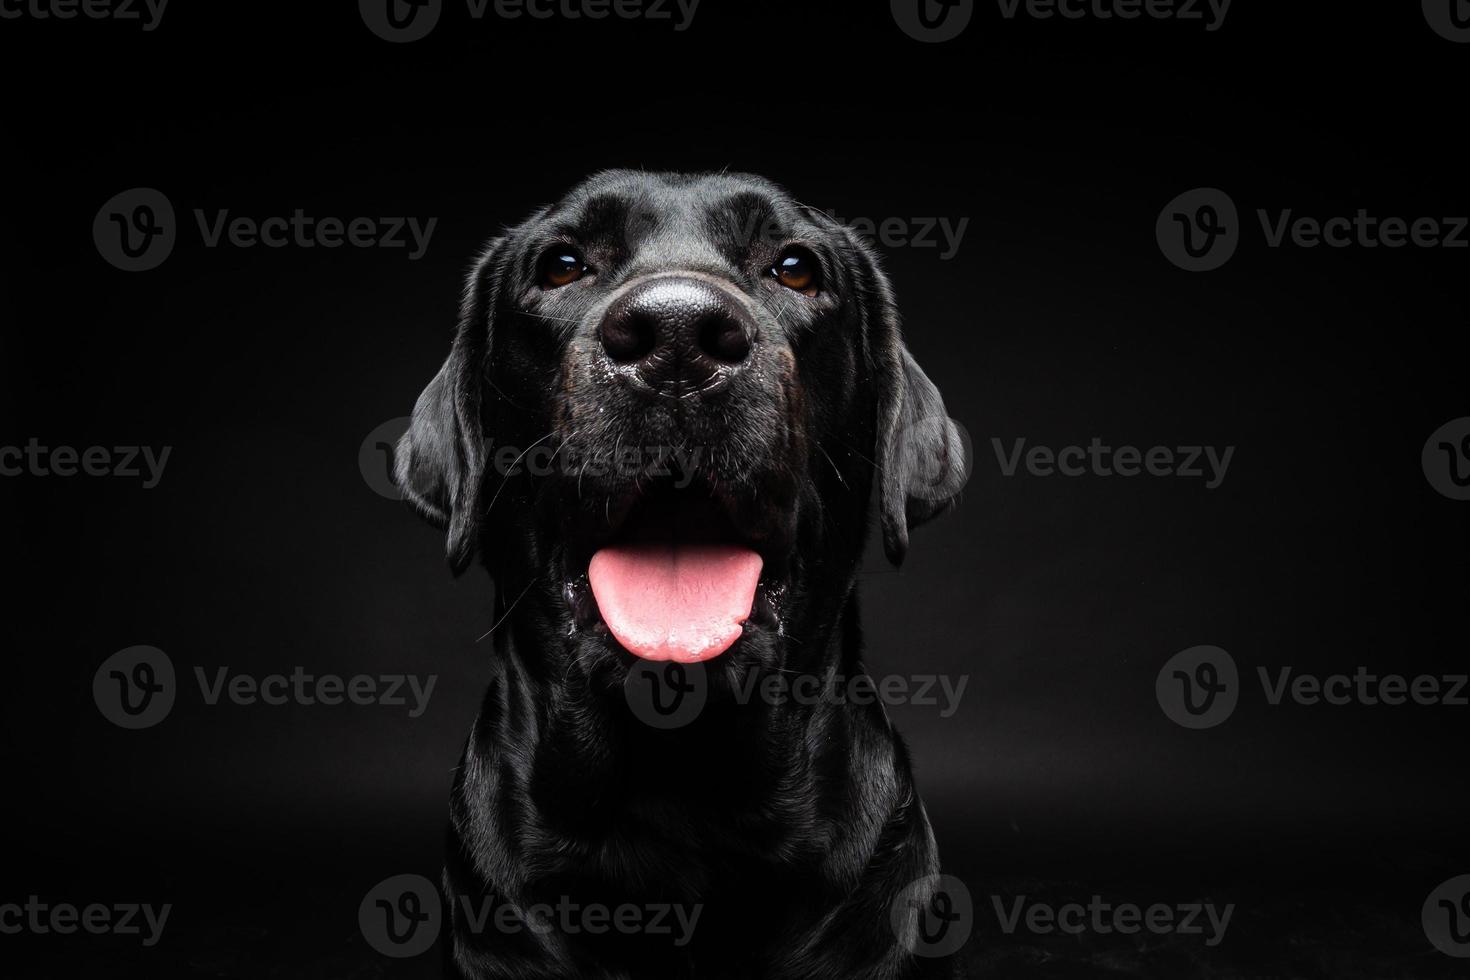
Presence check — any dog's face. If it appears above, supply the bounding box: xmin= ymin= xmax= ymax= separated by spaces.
xmin=396 ymin=171 xmax=964 ymax=689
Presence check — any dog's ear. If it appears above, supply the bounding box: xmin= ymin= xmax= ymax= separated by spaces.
xmin=394 ymin=240 xmax=504 ymax=575
xmin=872 ymin=301 xmax=968 ymax=567
xmin=877 ymin=343 xmax=967 ymax=566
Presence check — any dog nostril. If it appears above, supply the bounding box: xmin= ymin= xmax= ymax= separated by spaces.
xmin=600 ymin=312 xmax=658 ymax=365
xmin=697 ymin=315 xmax=752 ymax=364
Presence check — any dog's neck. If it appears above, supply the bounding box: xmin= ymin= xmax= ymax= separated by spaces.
xmin=472 ymin=572 xmax=913 ymax=880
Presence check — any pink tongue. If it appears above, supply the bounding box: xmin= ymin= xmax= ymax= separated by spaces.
xmin=588 ymin=543 xmax=763 ymax=662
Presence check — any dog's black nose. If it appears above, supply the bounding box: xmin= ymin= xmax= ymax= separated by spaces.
xmin=598 ymin=276 xmax=754 ymax=397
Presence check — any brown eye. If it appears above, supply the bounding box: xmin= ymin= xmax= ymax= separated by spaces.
xmin=773 ymin=247 xmax=820 ymax=295
xmin=541 ymin=250 xmax=587 ymax=289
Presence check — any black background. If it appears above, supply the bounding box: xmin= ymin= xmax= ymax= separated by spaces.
xmin=2 ymin=1 xmax=1468 ymax=976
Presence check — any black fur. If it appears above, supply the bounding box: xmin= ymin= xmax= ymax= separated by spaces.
xmin=395 ymin=171 xmax=966 ymax=979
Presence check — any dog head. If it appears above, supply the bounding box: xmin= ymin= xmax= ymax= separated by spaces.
xmin=395 ymin=171 xmax=964 ymax=683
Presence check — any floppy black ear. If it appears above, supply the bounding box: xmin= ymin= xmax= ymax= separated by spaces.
xmin=394 ymin=240 xmax=503 ymax=575
xmin=877 ymin=338 xmax=968 ymax=567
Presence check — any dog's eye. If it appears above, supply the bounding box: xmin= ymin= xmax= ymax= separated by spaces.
xmin=772 ymin=247 xmax=820 ymax=295
xmin=541 ymin=250 xmax=587 ymax=289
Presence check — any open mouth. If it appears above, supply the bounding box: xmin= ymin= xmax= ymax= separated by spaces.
xmin=563 ymin=481 xmax=791 ymax=663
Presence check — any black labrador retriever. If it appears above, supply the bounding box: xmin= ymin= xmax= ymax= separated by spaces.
xmin=394 ymin=171 xmax=967 ymax=979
